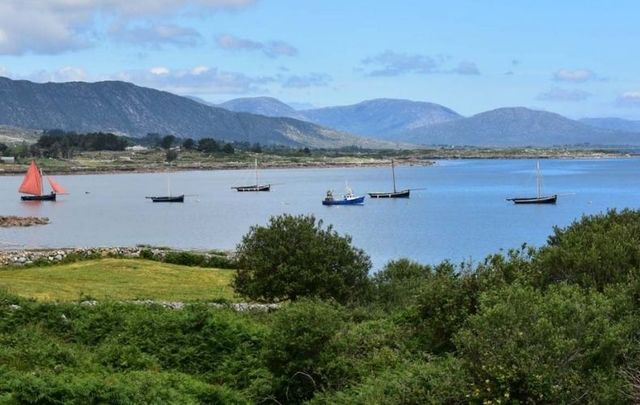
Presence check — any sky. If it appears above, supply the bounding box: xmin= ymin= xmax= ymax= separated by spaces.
xmin=0 ymin=0 xmax=639 ymax=119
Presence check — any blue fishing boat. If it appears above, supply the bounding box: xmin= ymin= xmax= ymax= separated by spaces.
xmin=322 ymin=185 xmax=365 ymax=206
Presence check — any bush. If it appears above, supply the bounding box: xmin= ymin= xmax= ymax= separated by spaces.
xmin=233 ymin=214 xmax=371 ymax=303
xmin=532 ymin=209 xmax=640 ymax=289
xmin=263 ymin=299 xmax=344 ymax=403
xmin=414 ymin=261 xmax=480 ymax=353
xmin=455 ymin=284 xmax=633 ymax=403
xmin=371 ymin=258 xmax=432 ymax=311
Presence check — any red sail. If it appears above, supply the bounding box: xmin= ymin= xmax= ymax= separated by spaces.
xmin=48 ymin=177 xmax=67 ymax=194
xmin=18 ymin=161 xmax=43 ymax=196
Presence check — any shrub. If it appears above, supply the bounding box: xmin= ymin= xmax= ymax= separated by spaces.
xmin=263 ymin=299 xmax=344 ymax=403
xmin=532 ymin=209 xmax=640 ymax=290
xmin=455 ymin=284 xmax=633 ymax=403
xmin=371 ymin=258 xmax=432 ymax=311
xmin=233 ymin=214 xmax=371 ymax=304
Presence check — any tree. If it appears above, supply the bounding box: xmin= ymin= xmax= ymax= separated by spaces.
xmin=160 ymin=135 xmax=176 ymax=150
xmin=166 ymin=149 xmax=178 ymax=162
xmin=197 ymin=138 xmax=219 ymax=153
xmin=222 ymin=143 xmax=235 ymax=154
xmin=233 ymin=214 xmax=371 ymax=303
xmin=182 ymin=138 xmax=196 ymax=150
xmin=0 ymin=143 xmax=8 ymax=155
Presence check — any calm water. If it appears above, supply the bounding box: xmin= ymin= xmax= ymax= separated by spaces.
xmin=1 ymin=159 xmax=639 ymax=270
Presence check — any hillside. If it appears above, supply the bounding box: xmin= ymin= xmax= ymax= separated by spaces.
xmin=219 ymin=96 xmax=306 ymax=120
xmin=0 ymin=77 xmax=390 ymax=149
xmin=300 ymin=98 xmax=462 ymax=140
xmin=580 ymin=117 xmax=640 ymax=133
xmin=406 ymin=107 xmax=640 ymax=146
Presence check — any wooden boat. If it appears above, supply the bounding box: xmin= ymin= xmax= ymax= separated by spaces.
xmin=322 ymin=185 xmax=365 ymax=206
xmin=146 ymin=177 xmax=184 ymax=203
xmin=507 ymin=161 xmax=557 ymax=204
xmin=232 ymin=159 xmax=271 ymax=192
xmin=19 ymin=160 xmax=67 ymax=201
xmin=368 ymin=160 xmax=410 ymax=198
xmin=146 ymin=195 xmax=185 ymax=203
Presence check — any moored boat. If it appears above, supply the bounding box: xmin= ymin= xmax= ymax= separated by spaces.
xmin=322 ymin=186 xmax=365 ymax=206
xmin=232 ymin=159 xmax=271 ymax=192
xmin=19 ymin=160 xmax=67 ymax=201
xmin=146 ymin=195 xmax=185 ymax=203
xmin=507 ymin=161 xmax=557 ymax=205
xmin=368 ymin=159 xmax=411 ymax=198
xmin=146 ymin=177 xmax=184 ymax=203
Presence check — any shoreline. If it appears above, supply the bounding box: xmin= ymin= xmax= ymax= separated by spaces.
xmin=0 ymin=152 xmax=633 ymax=176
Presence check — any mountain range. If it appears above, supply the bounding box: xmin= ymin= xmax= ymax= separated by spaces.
xmin=1 ymin=75 xmax=639 ymax=148
xmin=0 ymin=77 xmax=391 ymax=149
xmin=219 ymin=96 xmax=640 ymax=146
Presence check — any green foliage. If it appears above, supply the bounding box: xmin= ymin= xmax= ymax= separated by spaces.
xmin=263 ymin=299 xmax=344 ymax=403
xmin=371 ymin=258 xmax=432 ymax=311
xmin=310 ymin=357 xmax=471 ymax=405
xmin=532 ymin=209 xmax=640 ymax=290
xmin=455 ymin=284 xmax=633 ymax=403
xmin=160 ymin=134 xmax=176 ymax=150
xmin=233 ymin=214 xmax=371 ymax=303
xmin=182 ymin=138 xmax=196 ymax=150
xmin=165 ymin=148 xmax=178 ymax=162
xmin=414 ymin=262 xmax=480 ymax=353
xmin=36 ymin=130 xmax=130 ymax=158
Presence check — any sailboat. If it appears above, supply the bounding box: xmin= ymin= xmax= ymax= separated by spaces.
xmin=322 ymin=183 xmax=365 ymax=205
xmin=146 ymin=177 xmax=184 ymax=203
xmin=232 ymin=159 xmax=271 ymax=192
xmin=19 ymin=160 xmax=67 ymax=201
xmin=368 ymin=159 xmax=410 ymax=198
xmin=507 ymin=161 xmax=557 ymax=204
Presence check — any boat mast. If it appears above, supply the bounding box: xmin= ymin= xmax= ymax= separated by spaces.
xmin=391 ymin=159 xmax=397 ymax=193
xmin=536 ymin=161 xmax=541 ymax=198
xmin=255 ymin=158 xmax=258 ymax=186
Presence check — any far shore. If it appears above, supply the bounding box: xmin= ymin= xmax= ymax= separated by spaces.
xmin=0 ymin=147 xmax=634 ymax=176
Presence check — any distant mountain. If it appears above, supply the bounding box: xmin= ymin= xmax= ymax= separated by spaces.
xmin=406 ymin=107 xmax=640 ymax=146
xmin=300 ymin=98 xmax=462 ymax=140
xmin=580 ymin=117 xmax=640 ymax=133
xmin=0 ymin=77 xmax=398 ymax=149
xmin=219 ymin=97 xmax=306 ymax=120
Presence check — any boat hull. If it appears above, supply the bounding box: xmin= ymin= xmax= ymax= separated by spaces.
xmin=507 ymin=195 xmax=557 ymax=204
xmin=322 ymin=195 xmax=365 ymax=206
xmin=147 ymin=195 xmax=185 ymax=203
xmin=21 ymin=193 xmax=56 ymax=201
xmin=232 ymin=184 xmax=271 ymax=192
xmin=368 ymin=189 xmax=410 ymax=198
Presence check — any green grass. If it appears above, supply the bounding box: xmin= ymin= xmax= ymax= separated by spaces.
xmin=0 ymin=258 xmax=235 ymax=302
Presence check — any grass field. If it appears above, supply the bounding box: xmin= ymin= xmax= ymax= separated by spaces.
xmin=0 ymin=258 xmax=235 ymax=302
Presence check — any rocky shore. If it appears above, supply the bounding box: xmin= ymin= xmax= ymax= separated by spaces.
xmin=0 ymin=247 xmax=142 ymax=266
xmin=0 ymin=216 xmax=49 ymax=227
xmin=0 ymin=246 xmax=232 ymax=267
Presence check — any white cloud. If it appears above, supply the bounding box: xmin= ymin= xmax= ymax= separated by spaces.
xmin=0 ymin=0 xmax=256 ymax=55
xmin=617 ymin=91 xmax=640 ymax=106
xmin=150 ymin=67 xmax=170 ymax=75
xmin=191 ymin=66 xmax=209 ymax=75
xmin=113 ymin=65 xmax=274 ymax=95
xmin=553 ymin=69 xmax=596 ymax=83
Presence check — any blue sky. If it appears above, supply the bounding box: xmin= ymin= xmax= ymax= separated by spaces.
xmin=1 ymin=0 xmax=639 ymax=118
